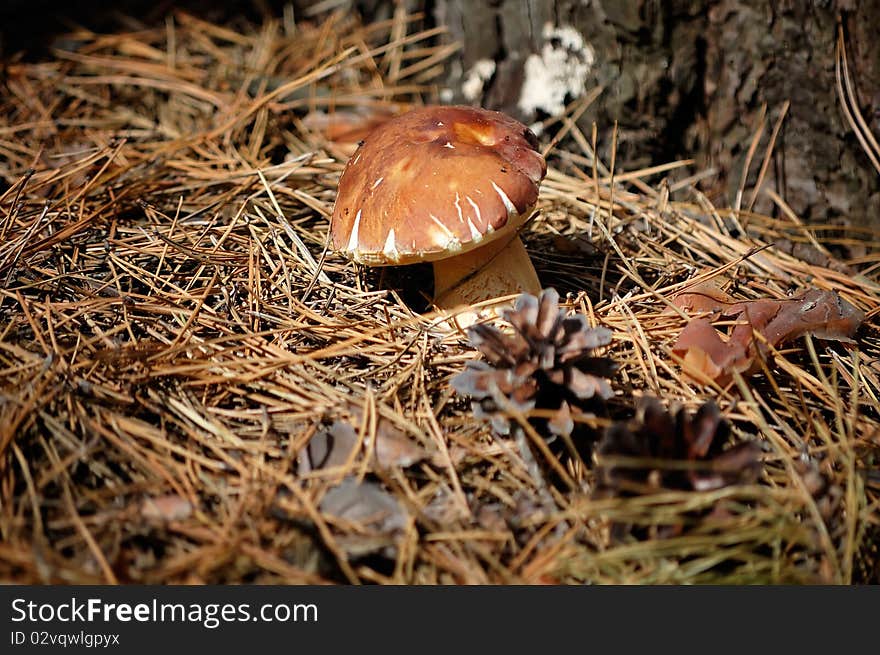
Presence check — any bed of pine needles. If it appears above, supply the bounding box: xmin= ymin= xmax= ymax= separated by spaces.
xmin=1 ymin=8 xmax=878 ymax=585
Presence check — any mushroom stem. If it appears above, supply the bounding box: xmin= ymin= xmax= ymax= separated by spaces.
xmin=432 ymin=234 xmax=540 ymax=311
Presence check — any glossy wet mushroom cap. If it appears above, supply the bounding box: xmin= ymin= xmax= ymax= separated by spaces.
xmin=330 ymin=105 xmax=546 ymax=265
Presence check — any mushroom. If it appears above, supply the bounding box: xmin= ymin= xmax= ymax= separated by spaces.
xmin=329 ymin=105 xmax=547 ymax=323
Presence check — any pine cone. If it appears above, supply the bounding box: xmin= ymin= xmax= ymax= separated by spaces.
xmin=595 ymin=398 xmax=762 ymax=495
xmin=795 ymin=460 xmax=845 ymax=533
xmin=452 ymin=288 xmax=617 ymax=439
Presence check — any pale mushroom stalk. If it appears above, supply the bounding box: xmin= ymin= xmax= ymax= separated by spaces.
xmin=432 ymin=234 xmax=540 ymax=310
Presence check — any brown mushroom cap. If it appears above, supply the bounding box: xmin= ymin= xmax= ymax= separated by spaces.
xmin=330 ymin=105 xmax=547 ymax=265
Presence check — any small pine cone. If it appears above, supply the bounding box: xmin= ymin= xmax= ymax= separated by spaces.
xmin=595 ymin=398 xmax=762 ymax=495
xmin=795 ymin=460 xmax=845 ymax=533
xmin=452 ymin=288 xmax=617 ymax=438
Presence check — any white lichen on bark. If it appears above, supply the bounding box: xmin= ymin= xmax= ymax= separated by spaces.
xmin=461 ymin=59 xmax=497 ymax=102
xmin=518 ymin=24 xmax=595 ymax=121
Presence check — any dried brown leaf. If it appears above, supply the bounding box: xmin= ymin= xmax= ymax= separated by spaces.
xmin=299 ymin=419 xmax=430 ymax=474
xmin=672 ymin=288 xmax=865 ymax=384
xmin=319 ymin=478 xmax=407 ymax=558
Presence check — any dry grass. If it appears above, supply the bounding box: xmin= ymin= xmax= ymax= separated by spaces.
xmin=0 ymin=8 xmax=877 ymax=584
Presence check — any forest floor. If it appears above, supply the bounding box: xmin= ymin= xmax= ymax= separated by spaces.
xmin=1 ymin=9 xmax=878 ymax=584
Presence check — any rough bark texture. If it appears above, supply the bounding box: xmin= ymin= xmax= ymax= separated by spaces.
xmin=426 ymin=0 xmax=880 ymax=231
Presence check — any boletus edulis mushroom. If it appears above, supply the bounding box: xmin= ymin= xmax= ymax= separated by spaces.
xmin=329 ymin=105 xmax=547 ymax=326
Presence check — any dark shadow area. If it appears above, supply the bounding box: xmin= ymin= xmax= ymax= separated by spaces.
xmin=365 ymin=262 xmax=435 ymax=315
xmin=0 ymin=0 xmax=296 ymax=59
